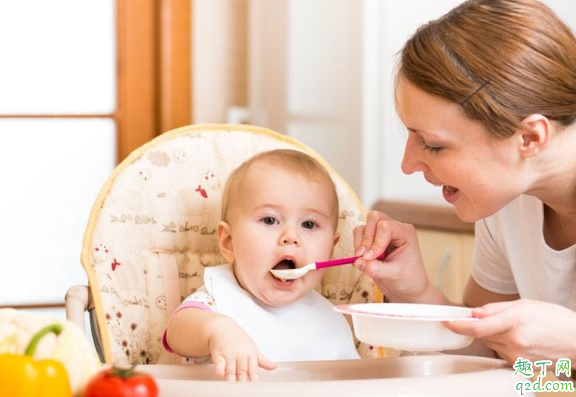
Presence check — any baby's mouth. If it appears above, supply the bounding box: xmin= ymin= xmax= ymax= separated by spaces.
xmin=272 ymin=259 xmax=296 ymax=271
xmin=271 ymin=259 xmax=296 ymax=283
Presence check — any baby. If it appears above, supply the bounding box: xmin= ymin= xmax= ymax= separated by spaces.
xmin=162 ymin=149 xmax=358 ymax=381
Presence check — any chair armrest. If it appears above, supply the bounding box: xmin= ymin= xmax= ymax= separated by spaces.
xmin=65 ymin=285 xmax=91 ymax=333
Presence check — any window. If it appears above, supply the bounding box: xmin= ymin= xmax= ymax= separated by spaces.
xmin=0 ymin=0 xmax=191 ymax=315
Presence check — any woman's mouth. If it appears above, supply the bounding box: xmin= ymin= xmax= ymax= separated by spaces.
xmin=442 ymin=184 xmax=460 ymax=203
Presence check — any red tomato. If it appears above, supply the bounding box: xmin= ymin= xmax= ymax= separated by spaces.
xmin=84 ymin=366 xmax=159 ymax=397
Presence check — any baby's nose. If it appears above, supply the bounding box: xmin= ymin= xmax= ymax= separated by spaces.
xmin=279 ymin=229 xmax=301 ymax=246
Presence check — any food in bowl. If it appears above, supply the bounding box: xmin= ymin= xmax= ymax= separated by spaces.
xmin=334 ymin=303 xmax=477 ymax=352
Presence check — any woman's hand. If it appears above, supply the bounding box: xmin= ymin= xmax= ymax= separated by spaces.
xmin=352 ymin=210 xmax=447 ymax=304
xmin=446 ymin=299 xmax=576 ymax=365
xmin=209 ymin=318 xmax=276 ymax=382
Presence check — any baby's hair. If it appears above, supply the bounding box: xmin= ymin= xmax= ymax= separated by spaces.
xmin=397 ymin=0 xmax=576 ymax=138
xmin=221 ymin=149 xmax=339 ymax=226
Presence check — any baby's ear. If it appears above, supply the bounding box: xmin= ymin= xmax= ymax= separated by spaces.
xmin=333 ymin=233 xmax=340 ymax=247
xmin=217 ymin=221 xmax=235 ymax=263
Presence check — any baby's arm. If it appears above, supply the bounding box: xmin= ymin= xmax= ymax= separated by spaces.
xmin=165 ymin=308 xmax=276 ymax=381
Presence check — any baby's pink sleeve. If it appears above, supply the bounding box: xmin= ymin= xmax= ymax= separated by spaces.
xmin=161 ymin=287 xmax=215 ymax=353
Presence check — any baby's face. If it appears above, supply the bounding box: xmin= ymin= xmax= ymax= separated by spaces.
xmin=220 ymin=164 xmax=338 ymax=307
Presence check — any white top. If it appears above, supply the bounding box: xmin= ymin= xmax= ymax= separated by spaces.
xmin=472 ymin=195 xmax=576 ymax=311
xmin=166 ymin=264 xmax=359 ymax=363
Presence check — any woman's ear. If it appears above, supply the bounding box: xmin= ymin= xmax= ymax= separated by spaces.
xmin=517 ymin=114 xmax=551 ymax=158
xmin=217 ymin=221 xmax=235 ymax=263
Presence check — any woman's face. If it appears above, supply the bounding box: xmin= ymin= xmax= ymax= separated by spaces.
xmin=396 ymin=77 xmax=528 ymax=222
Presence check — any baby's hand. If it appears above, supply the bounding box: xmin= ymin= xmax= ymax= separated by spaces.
xmin=209 ymin=319 xmax=276 ymax=381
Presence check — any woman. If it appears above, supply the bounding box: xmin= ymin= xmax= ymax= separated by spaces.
xmin=354 ymin=0 xmax=576 ymax=368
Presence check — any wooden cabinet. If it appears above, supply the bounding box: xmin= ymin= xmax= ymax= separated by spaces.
xmin=416 ymin=228 xmax=474 ymax=304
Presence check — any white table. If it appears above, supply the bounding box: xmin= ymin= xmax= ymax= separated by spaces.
xmin=140 ymin=354 xmax=530 ymax=397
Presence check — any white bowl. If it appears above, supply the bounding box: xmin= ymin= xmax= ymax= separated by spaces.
xmin=335 ymin=303 xmax=476 ymax=352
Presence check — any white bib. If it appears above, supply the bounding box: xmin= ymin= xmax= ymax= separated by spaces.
xmin=204 ymin=264 xmax=359 ymax=362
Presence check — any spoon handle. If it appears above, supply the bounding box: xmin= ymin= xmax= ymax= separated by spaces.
xmin=315 ymin=252 xmax=387 ymax=269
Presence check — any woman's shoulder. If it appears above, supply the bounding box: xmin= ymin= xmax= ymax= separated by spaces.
xmin=489 ymin=195 xmax=542 ymax=223
xmin=479 ymin=195 xmax=543 ymax=239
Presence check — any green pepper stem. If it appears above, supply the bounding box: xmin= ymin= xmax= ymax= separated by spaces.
xmin=24 ymin=324 xmax=64 ymax=357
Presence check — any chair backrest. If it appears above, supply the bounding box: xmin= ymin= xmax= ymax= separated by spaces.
xmin=81 ymin=124 xmax=376 ymax=365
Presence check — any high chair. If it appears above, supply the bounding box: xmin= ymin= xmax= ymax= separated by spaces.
xmin=65 ymin=124 xmax=380 ymax=365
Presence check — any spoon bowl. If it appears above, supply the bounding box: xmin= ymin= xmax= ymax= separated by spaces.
xmin=270 ymin=263 xmax=316 ymax=280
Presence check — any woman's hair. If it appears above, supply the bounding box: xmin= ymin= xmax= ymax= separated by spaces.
xmin=221 ymin=149 xmax=339 ymax=226
xmin=397 ymin=0 xmax=576 ymax=138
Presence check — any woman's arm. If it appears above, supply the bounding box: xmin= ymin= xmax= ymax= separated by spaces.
xmin=462 ymin=277 xmax=520 ymax=308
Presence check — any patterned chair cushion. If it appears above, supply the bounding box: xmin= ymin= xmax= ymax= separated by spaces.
xmin=81 ymin=124 xmax=377 ymax=365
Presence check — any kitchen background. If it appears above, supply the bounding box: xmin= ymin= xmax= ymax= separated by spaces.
xmin=0 ymin=0 xmax=574 ymax=332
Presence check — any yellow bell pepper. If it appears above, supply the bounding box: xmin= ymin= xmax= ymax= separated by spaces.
xmin=0 ymin=323 xmax=72 ymax=397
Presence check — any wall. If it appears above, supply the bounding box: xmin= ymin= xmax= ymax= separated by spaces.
xmin=374 ymin=0 xmax=576 ymax=207
xmin=192 ymin=0 xmax=576 ymax=209
xmin=192 ymin=0 xmax=248 ymax=124
xmin=251 ymin=0 xmax=364 ymax=199
xmin=193 ymin=0 xmax=364 ymax=201
xmin=372 ymin=0 xmax=463 ymax=207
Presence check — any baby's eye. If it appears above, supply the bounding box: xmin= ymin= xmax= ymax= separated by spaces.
xmin=301 ymin=220 xmax=316 ymax=229
xmin=261 ymin=216 xmax=278 ymax=225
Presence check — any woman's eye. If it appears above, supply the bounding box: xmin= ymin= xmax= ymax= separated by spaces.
xmin=409 ymin=130 xmax=443 ymax=153
xmin=262 ymin=217 xmax=277 ymax=225
xmin=301 ymin=220 xmax=316 ymax=229
xmin=420 ymin=140 xmax=443 ymax=153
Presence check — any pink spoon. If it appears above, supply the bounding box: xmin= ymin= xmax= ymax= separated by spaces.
xmin=269 ymin=252 xmax=387 ymax=280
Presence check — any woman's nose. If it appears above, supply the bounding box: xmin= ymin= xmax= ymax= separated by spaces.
xmin=401 ymin=134 xmax=428 ymax=175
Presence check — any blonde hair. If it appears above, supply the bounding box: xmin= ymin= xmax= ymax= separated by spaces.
xmin=397 ymin=0 xmax=576 ymax=138
xmin=221 ymin=149 xmax=339 ymax=227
